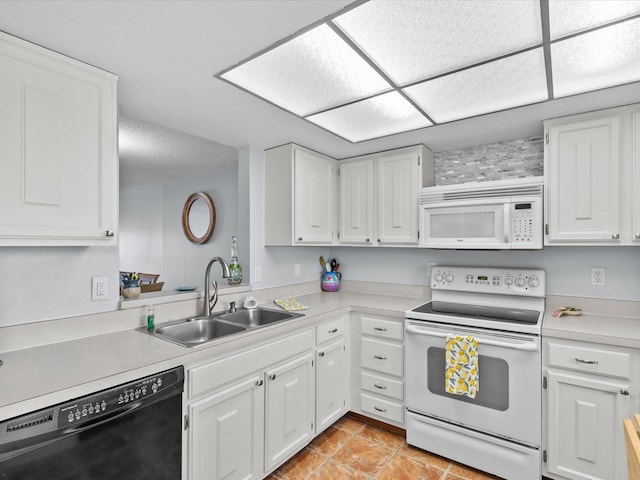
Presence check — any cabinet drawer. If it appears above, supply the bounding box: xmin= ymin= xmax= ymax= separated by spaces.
xmin=361 ymin=338 xmax=403 ymax=377
xmin=547 ymin=342 xmax=631 ymax=379
xmin=316 ymin=316 xmax=346 ymax=345
xmin=361 ymin=372 xmax=403 ymax=400
xmin=361 ymin=316 xmax=403 ymax=341
xmin=360 ymin=393 xmax=403 ymax=424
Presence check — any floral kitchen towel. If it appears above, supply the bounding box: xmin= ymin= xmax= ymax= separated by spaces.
xmin=445 ymin=335 xmax=479 ymax=398
xmin=274 ymin=297 xmax=309 ymax=312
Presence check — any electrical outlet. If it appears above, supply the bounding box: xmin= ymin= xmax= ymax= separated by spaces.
xmin=591 ymin=267 xmax=606 ymax=286
xmin=92 ymin=276 xmax=109 ymax=300
xmin=254 ymin=266 xmax=262 ymax=283
xmin=294 ymin=263 xmax=301 ymax=276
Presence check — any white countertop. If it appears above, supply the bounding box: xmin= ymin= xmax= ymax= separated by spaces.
xmin=0 ymin=290 xmax=424 ymax=420
xmin=543 ymin=309 xmax=640 ymax=348
xmin=3 ymin=287 xmax=638 ymax=421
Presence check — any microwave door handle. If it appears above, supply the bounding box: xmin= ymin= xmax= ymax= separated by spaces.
xmin=406 ymin=325 xmax=538 ymax=352
xmin=503 ymin=204 xmax=510 ymax=244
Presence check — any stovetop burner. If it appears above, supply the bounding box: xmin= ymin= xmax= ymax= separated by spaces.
xmin=406 ymin=266 xmax=546 ymax=335
xmin=411 ymin=301 xmax=540 ymax=325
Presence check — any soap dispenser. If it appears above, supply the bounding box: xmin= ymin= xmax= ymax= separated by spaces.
xmin=228 ymin=235 xmax=243 ymax=285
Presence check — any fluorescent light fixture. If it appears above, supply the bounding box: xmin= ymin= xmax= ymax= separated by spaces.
xmin=405 ymin=49 xmax=548 ymax=124
xmin=221 ymin=24 xmax=390 ymax=117
xmin=552 ymin=18 xmax=640 ymax=98
xmin=217 ymin=1 xmax=640 ymax=143
xmin=548 ymin=0 xmax=640 ymax=39
xmin=306 ymin=92 xmax=432 ymax=142
xmin=333 ymin=0 xmax=542 ymax=84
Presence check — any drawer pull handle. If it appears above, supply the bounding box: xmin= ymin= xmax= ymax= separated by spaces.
xmin=269 ymin=374 xmax=277 ymax=380
xmin=105 ymin=230 xmax=115 ymax=237
xmin=374 ymin=384 xmax=387 ymax=390
xmin=256 ymin=379 xmax=264 ymax=387
xmin=328 ymin=328 xmax=338 ymax=334
xmin=318 ymin=351 xmax=326 ymax=357
xmin=374 ymin=355 xmax=387 ymax=360
xmin=621 ymin=389 xmax=630 ymax=396
xmin=374 ymin=406 xmax=387 ymax=413
xmin=575 ymin=358 xmax=599 ymax=365
xmin=373 ymin=327 xmax=387 ymax=332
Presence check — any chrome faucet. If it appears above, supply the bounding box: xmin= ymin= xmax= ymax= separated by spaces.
xmin=229 ymin=301 xmax=237 ymax=313
xmin=204 ymin=256 xmax=231 ymax=316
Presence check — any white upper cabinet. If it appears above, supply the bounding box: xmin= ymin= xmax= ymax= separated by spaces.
xmin=265 ymin=144 xmax=337 ymax=245
xmin=0 ymin=32 xmax=118 ymax=246
xmin=339 ymin=159 xmax=374 ymax=244
xmin=294 ymin=149 xmax=335 ymax=244
xmin=377 ymin=150 xmax=421 ymax=244
xmin=633 ymin=111 xmax=640 ymax=243
xmin=338 ymin=145 xmax=433 ymax=246
xmin=544 ymin=103 xmax=640 ymax=246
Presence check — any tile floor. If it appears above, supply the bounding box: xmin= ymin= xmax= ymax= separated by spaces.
xmin=269 ymin=414 xmax=502 ymax=480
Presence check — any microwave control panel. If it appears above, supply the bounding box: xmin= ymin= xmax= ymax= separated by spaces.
xmin=512 ymin=203 xmax=535 ymax=243
xmin=431 ymin=266 xmax=545 ymax=297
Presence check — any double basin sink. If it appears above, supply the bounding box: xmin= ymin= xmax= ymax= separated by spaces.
xmin=139 ymin=307 xmax=304 ymax=347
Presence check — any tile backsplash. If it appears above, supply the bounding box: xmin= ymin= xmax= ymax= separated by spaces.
xmin=435 ymin=136 xmax=543 ymax=185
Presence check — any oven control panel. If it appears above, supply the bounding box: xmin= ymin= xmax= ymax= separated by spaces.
xmin=431 ymin=266 xmax=545 ymax=296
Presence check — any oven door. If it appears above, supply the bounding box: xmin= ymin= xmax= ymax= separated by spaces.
xmin=405 ymin=319 xmax=540 ymax=447
xmin=420 ymin=199 xmax=509 ymax=249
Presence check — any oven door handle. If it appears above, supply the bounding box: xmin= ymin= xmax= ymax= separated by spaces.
xmin=406 ymin=325 xmax=538 ymax=351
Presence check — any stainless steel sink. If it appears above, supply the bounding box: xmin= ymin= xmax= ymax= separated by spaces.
xmin=139 ymin=307 xmax=304 ymax=347
xmin=215 ymin=307 xmax=303 ymax=327
xmin=146 ymin=316 xmax=246 ymax=347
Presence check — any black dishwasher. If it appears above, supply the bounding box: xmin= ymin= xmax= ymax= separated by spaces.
xmin=0 ymin=366 xmax=184 ymax=480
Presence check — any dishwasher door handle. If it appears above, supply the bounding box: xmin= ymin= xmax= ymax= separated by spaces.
xmin=406 ymin=325 xmax=539 ymax=352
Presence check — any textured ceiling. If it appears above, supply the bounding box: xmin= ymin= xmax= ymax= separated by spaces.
xmin=2 ymin=0 xmax=640 ymax=188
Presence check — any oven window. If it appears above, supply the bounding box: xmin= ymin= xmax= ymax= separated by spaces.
xmin=430 ymin=212 xmax=495 ymax=238
xmin=427 ymin=347 xmax=509 ymax=411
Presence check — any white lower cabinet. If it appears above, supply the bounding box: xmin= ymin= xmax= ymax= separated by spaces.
xmin=188 ymin=374 xmax=264 ymax=480
xmin=264 ymin=353 xmax=314 ymax=472
xmin=544 ymin=338 xmax=635 ymax=480
xmin=185 ymin=329 xmax=314 ymax=480
xmin=351 ymin=313 xmax=405 ymax=428
xmin=315 ymin=316 xmax=349 ymax=434
xmin=316 ymin=339 xmax=348 ymax=433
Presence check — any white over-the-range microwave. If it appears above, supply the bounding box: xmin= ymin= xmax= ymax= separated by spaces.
xmin=419 ymin=176 xmax=543 ymax=249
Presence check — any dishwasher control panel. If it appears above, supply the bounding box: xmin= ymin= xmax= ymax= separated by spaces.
xmin=58 ymin=368 xmax=180 ymax=427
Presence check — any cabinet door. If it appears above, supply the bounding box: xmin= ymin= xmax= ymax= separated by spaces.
xmin=189 ymin=375 xmax=264 ymax=480
xmin=633 ymin=111 xmax=640 ymax=243
xmin=339 ymin=159 xmax=374 ymax=244
xmin=264 ymin=353 xmax=314 ymax=472
xmin=546 ymin=115 xmax=621 ymax=243
xmin=546 ymin=370 xmax=629 ymax=480
xmin=0 ymin=33 xmax=117 ymax=246
xmin=377 ymin=151 xmax=420 ymax=244
xmin=316 ymin=340 xmax=348 ymax=433
xmin=294 ymin=149 xmax=335 ymax=244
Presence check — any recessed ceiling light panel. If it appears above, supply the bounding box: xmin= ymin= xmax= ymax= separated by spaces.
xmin=552 ymin=18 xmax=640 ymax=98
xmin=333 ymin=0 xmax=542 ymax=85
xmin=306 ymin=92 xmax=432 ymax=142
xmin=221 ymin=24 xmax=391 ymax=116
xmin=404 ymin=48 xmax=548 ymax=124
xmin=548 ymin=0 xmax=640 ymax=40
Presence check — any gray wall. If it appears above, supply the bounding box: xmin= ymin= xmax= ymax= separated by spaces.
xmin=119 ymin=166 xmax=240 ymax=292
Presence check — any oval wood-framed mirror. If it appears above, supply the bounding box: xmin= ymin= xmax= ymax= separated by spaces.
xmin=182 ymin=192 xmax=216 ymax=244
